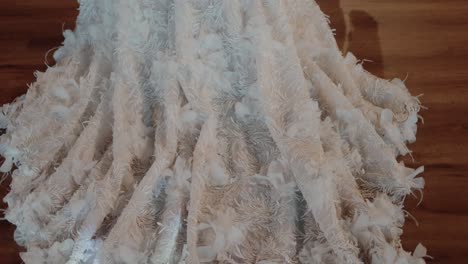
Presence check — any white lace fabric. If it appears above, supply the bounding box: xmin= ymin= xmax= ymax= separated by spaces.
xmin=0 ymin=0 xmax=426 ymax=263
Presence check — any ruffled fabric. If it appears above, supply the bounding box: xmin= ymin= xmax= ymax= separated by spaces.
xmin=0 ymin=0 xmax=426 ymax=263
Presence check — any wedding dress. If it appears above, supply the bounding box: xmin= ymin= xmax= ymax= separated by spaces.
xmin=0 ymin=0 xmax=427 ymax=263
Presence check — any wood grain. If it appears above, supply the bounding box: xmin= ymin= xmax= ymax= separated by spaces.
xmin=1 ymin=1 xmax=467 ymax=263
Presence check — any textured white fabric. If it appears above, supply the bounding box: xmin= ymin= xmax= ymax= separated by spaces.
xmin=0 ymin=0 xmax=426 ymax=263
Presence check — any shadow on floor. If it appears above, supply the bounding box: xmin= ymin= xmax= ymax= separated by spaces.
xmin=318 ymin=0 xmax=384 ymax=77
xmin=348 ymin=10 xmax=384 ymax=77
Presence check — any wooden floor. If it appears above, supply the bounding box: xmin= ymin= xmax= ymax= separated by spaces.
xmin=1 ymin=1 xmax=467 ymax=263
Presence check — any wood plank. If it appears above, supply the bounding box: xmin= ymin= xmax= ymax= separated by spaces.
xmin=1 ymin=1 xmax=467 ymax=263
